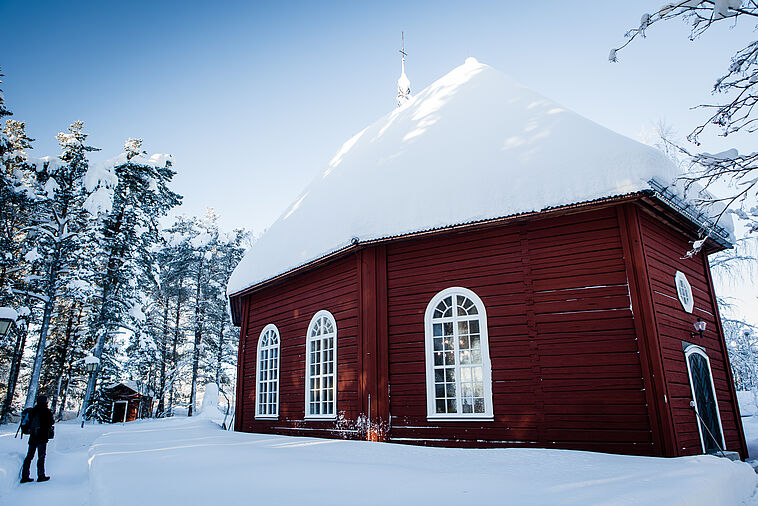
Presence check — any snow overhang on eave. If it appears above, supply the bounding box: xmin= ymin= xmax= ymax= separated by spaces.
xmin=646 ymin=178 xmax=733 ymax=251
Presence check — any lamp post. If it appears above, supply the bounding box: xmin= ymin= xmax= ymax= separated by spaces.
xmin=691 ymin=318 xmax=707 ymax=340
xmin=81 ymin=355 xmax=100 ymax=427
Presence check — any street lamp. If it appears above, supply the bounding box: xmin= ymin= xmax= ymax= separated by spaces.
xmin=84 ymin=355 xmax=100 ymax=373
xmin=0 ymin=307 xmax=18 ymax=339
xmin=691 ymin=318 xmax=707 ymax=339
xmin=0 ymin=318 xmax=14 ymax=338
xmin=81 ymin=355 xmax=101 ymax=428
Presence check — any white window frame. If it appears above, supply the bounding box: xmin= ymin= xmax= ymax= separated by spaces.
xmin=255 ymin=323 xmax=280 ymax=419
xmin=684 ymin=344 xmax=726 ymax=453
xmin=675 ymin=270 xmax=694 ymax=313
xmin=424 ymin=287 xmax=494 ymax=421
xmin=304 ymin=310 xmax=338 ymax=420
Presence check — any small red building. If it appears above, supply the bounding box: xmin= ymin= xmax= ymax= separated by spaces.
xmin=101 ymin=381 xmax=154 ymax=423
xmin=228 ymin=58 xmax=747 ymax=458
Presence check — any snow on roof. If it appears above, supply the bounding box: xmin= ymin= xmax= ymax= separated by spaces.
xmin=228 ymin=57 xmax=711 ymax=295
xmin=106 ymin=380 xmax=154 ymax=398
xmin=0 ymin=307 xmax=18 ymax=322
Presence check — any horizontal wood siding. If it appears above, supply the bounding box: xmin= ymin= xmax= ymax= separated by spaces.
xmin=385 ymin=207 xmax=654 ymax=454
xmin=239 ymin=255 xmax=361 ymax=438
xmin=637 ymin=210 xmax=747 ymax=458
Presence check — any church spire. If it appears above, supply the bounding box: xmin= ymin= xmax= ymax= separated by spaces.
xmin=397 ymin=32 xmax=411 ymax=107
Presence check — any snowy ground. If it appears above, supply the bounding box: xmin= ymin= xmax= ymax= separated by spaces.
xmin=1 ymin=412 xmax=757 ymax=505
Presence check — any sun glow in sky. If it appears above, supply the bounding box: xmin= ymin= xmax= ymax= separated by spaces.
xmin=1 ymin=0 xmax=756 ymax=320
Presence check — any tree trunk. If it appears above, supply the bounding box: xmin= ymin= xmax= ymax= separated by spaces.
xmin=156 ymin=294 xmax=169 ymax=417
xmin=51 ymin=306 xmax=76 ymax=414
xmin=57 ymin=357 xmax=74 ymax=421
xmin=0 ymin=324 xmax=28 ymax=422
xmin=188 ymin=256 xmax=204 ymax=417
xmin=168 ymin=281 xmax=182 ymax=417
xmin=25 ymin=292 xmax=55 ymax=408
xmin=216 ymin=323 xmax=224 ymax=385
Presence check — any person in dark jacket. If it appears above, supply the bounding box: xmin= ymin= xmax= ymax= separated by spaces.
xmin=21 ymin=394 xmax=54 ymax=483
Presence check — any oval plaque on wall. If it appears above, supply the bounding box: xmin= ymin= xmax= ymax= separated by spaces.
xmin=675 ymin=270 xmax=694 ymax=313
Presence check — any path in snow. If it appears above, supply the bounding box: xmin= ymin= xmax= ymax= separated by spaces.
xmin=0 ymin=421 xmax=110 ymax=505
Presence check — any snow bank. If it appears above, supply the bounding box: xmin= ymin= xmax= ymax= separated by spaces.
xmin=738 ymin=390 xmax=758 ymax=417
xmin=199 ymin=383 xmax=219 ymax=414
xmin=738 ymin=391 xmax=758 ymax=462
xmin=86 ymin=417 xmax=757 ymax=506
xmin=229 ymin=57 xmax=709 ymax=295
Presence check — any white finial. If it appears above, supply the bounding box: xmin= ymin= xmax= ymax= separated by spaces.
xmin=397 ymin=32 xmax=411 ymax=107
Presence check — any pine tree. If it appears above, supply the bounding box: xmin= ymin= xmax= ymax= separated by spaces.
xmin=23 ymin=121 xmax=97 ymax=407
xmin=80 ymin=139 xmax=181 ymax=423
xmin=203 ymin=228 xmax=248 ymax=394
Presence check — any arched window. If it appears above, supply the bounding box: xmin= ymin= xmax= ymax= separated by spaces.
xmin=255 ymin=324 xmax=280 ymax=418
xmin=305 ymin=310 xmax=337 ymax=419
xmin=684 ymin=345 xmax=726 ymax=453
xmin=425 ymin=287 xmax=493 ymax=419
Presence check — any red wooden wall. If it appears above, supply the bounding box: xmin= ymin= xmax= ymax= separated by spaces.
xmin=237 ymin=255 xmax=362 ymax=437
xmin=385 ymin=206 xmax=655 ymax=454
xmin=635 ymin=207 xmax=747 ymax=458
xmin=233 ymin=200 xmax=746 ymax=458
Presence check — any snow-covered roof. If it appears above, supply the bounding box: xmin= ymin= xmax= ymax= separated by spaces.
xmin=228 ymin=57 xmax=709 ymax=295
xmin=106 ymin=380 xmax=155 ymax=398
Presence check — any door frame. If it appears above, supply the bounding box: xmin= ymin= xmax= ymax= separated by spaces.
xmin=111 ymin=400 xmax=129 ymax=423
xmin=684 ymin=344 xmax=726 ymax=453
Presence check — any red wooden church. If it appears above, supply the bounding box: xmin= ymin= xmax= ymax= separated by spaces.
xmin=228 ymin=58 xmax=747 ymax=459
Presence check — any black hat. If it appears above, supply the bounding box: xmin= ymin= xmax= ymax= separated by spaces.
xmin=36 ymin=395 xmax=48 ymax=406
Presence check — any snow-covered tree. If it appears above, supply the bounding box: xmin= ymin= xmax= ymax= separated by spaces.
xmin=612 ymin=1 xmax=758 ymax=244
xmin=22 ymin=122 xmax=98 ymax=408
xmin=204 ymin=228 xmax=248 ymax=393
xmin=80 ymin=139 xmax=181 ymax=423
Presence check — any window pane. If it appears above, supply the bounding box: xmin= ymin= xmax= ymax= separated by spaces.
xmin=436 ymin=399 xmax=446 ymax=413
xmin=462 ymin=399 xmax=473 ymax=413
xmin=460 ymin=368 xmax=471 ymax=382
xmin=433 ymin=324 xmax=443 ymax=337
xmin=458 ymin=321 xmax=469 ymax=336
xmin=446 ymin=399 xmax=457 ymax=413
xmin=470 ymin=335 xmax=480 ymax=349
xmin=435 ymin=384 xmax=445 ymax=397
xmin=472 ymin=349 xmax=482 ymax=364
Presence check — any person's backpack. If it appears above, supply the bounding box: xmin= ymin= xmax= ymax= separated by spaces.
xmin=28 ymin=410 xmax=41 ymax=438
xmin=19 ymin=408 xmax=34 ymax=436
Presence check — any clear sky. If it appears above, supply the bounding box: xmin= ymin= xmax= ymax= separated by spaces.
xmin=1 ymin=1 xmax=755 ymax=319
